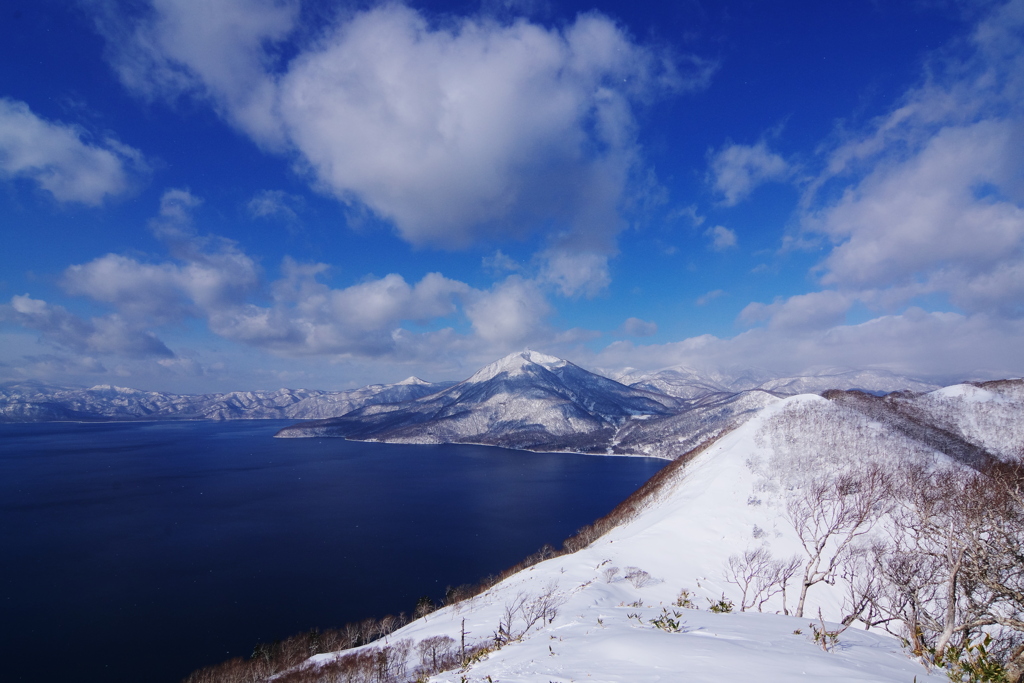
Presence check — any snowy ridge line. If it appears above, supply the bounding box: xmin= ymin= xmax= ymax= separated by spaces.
xmin=822 ymin=389 xmax=1000 ymax=470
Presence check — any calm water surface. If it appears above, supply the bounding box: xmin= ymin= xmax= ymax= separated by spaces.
xmin=0 ymin=420 xmax=666 ymax=682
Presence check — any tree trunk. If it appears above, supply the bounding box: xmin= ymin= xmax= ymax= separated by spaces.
xmin=795 ymin=577 xmax=812 ymax=618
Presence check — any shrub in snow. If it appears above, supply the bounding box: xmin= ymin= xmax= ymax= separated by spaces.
xmin=624 ymin=567 xmax=653 ymax=588
xmin=707 ymin=594 xmax=735 ymax=613
xmin=674 ymin=589 xmax=697 ymax=609
xmin=651 ymin=607 xmax=687 ymax=633
xmin=602 ymin=566 xmax=621 ymax=583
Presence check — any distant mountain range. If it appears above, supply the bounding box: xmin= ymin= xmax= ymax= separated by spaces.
xmin=1 ymin=350 xmax=962 ymax=458
xmin=0 ymin=377 xmax=453 ymax=423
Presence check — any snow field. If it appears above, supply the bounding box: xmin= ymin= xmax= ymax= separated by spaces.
xmin=303 ymin=395 xmax=950 ymax=682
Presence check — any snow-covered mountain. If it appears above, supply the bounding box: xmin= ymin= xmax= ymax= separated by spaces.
xmin=191 ymin=378 xmax=1024 ymax=683
xmin=275 ymin=352 xmax=961 ymax=457
xmin=1 ymin=352 xmax=942 ymax=437
xmin=275 ymin=350 xmax=680 ymax=451
xmin=0 ymin=378 xmax=453 ymax=422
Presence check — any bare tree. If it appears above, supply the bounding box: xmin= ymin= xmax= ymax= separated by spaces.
xmin=624 ymin=567 xmax=654 ymax=588
xmin=962 ymin=463 xmax=1024 ymax=681
xmin=837 ymin=545 xmax=893 ymax=630
xmin=602 ymin=566 xmax=621 ymax=583
xmin=786 ymin=464 xmax=890 ymax=618
xmin=493 ymin=584 xmax=566 ymax=646
xmin=864 ymin=461 xmax=1024 ymax=681
xmin=724 ymin=546 xmax=801 ymax=613
xmin=416 ymin=635 xmax=457 ymax=675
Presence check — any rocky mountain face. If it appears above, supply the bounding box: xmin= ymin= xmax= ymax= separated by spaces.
xmin=0 ymin=378 xmax=452 ymax=423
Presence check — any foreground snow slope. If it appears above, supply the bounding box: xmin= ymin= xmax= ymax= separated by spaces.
xmin=302 ymin=394 xmax=955 ymax=682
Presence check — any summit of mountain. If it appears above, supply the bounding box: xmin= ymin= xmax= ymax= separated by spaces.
xmin=275 ymin=350 xmax=679 ymax=450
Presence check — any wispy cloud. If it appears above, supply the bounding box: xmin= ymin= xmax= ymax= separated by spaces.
xmin=708 ymin=140 xmax=789 ymax=206
xmin=705 ymin=225 xmax=737 ymax=251
xmin=247 ymin=190 xmax=303 ymax=223
xmin=619 ymin=317 xmax=657 ymax=337
xmin=711 ymin=0 xmax=1024 ymax=377
xmin=695 ymin=289 xmax=725 ymax=306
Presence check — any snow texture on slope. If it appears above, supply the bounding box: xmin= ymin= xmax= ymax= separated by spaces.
xmin=291 ymin=394 xmax=966 ymax=682
xmin=275 ymin=350 xmax=680 ymax=452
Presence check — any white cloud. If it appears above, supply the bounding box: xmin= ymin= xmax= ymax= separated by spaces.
xmin=797 ymin=0 xmax=1024 ymax=320
xmin=95 ymin=0 xmax=298 ymax=146
xmin=704 ymin=225 xmax=737 ymax=251
xmin=738 ymin=290 xmax=851 ymax=332
xmin=47 ymin=190 xmax=565 ymax=360
xmin=0 ymin=98 xmax=145 ymax=204
xmin=94 ymin=2 xmax=706 ymax=297
xmin=465 ymin=276 xmax=552 ymax=346
xmin=64 ymin=190 xmax=261 ymax=322
xmin=655 ymin=0 xmax=1024 ymax=387
xmin=539 ymin=250 xmax=611 ymax=297
xmin=275 ymin=8 xmax=664 ymax=251
xmin=0 ymin=295 xmax=174 ymax=358
xmin=811 ymin=121 xmax=1024 ymax=294
xmin=620 ymin=317 xmax=657 ymax=337
xmin=667 ymin=204 xmax=706 ymax=227
xmin=482 ymin=250 xmax=522 ymax=275
xmin=708 ymin=140 xmax=789 ymax=206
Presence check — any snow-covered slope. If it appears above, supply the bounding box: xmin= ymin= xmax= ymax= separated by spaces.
xmin=275 ymin=350 xmax=680 ymax=451
xmin=0 ymin=378 xmax=452 ymax=422
xmin=270 ymin=394 xmax=975 ymax=683
xmin=899 ymin=379 xmax=1024 ymax=461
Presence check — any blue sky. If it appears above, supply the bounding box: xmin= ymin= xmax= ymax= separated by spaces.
xmin=1 ymin=0 xmax=1022 ymax=392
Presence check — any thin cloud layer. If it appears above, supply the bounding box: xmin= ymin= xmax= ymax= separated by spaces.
xmin=0 ymin=98 xmax=145 ymax=204
xmin=0 ymin=295 xmax=173 ymax=358
xmin=597 ymin=310 xmax=1024 ymax=385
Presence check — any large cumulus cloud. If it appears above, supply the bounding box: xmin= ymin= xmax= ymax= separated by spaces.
xmin=93 ymin=0 xmax=707 ymax=296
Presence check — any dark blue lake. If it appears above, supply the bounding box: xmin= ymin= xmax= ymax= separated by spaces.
xmin=0 ymin=420 xmax=666 ymax=682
